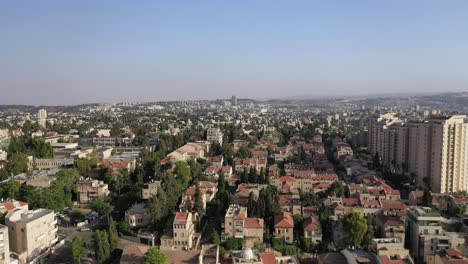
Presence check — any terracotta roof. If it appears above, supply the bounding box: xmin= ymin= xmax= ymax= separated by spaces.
xmin=380 ymin=255 xmax=404 ymax=264
xmin=244 ymin=218 xmax=264 ymax=229
xmin=445 ymin=248 xmax=464 ymax=257
xmin=303 ymin=216 xmax=321 ymax=232
xmin=174 ymin=212 xmax=189 ymax=224
xmin=208 ymin=156 xmax=223 ymax=162
xmin=260 ymin=252 xmax=276 ymax=264
xmin=381 ymin=200 xmax=406 ymax=210
xmin=120 ymin=244 xmax=149 ymax=263
xmin=274 ymin=212 xmax=294 ymax=228
xmin=235 ymin=213 xmax=246 ymax=220
xmin=279 ymin=176 xmax=296 ymax=182
xmin=452 ymin=196 xmax=468 ymax=204
xmin=341 ymin=198 xmax=359 ymax=207
xmin=185 ymin=186 xmax=207 ymax=196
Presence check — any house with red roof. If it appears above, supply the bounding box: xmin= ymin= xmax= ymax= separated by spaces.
xmin=0 ymin=199 xmax=28 ymax=213
xmin=303 ymin=216 xmax=322 ymax=243
xmin=244 ymin=217 xmax=264 ymax=247
xmin=274 ymin=212 xmax=294 ymax=243
xmin=160 ymin=212 xmax=196 ymax=251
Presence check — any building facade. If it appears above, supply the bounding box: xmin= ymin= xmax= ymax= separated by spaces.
xmin=6 ymin=208 xmax=58 ymax=263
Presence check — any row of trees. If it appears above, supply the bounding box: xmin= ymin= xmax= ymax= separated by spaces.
xmin=8 ymin=135 xmax=53 ymax=158
xmin=0 ymin=169 xmax=79 ymax=212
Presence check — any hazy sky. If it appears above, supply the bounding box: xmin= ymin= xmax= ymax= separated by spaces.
xmin=1 ymin=1 xmax=468 ymax=105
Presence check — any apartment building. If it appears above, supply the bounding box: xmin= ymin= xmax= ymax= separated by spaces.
xmin=76 ymin=179 xmax=110 ymax=204
xmin=370 ymin=238 xmax=410 ymax=259
xmin=223 ymin=205 xmax=264 ymax=247
xmin=38 ymin=109 xmax=47 ymax=128
xmin=0 ymin=225 xmax=9 ymax=264
xmin=234 ymin=158 xmax=267 ymax=173
xmin=368 ymin=115 xmax=468 ymax=193
xmin=223 ymin=204 xmax=248 ymax=239
xmin=408 ymin=207 xmax=464 ymax=263
xmin=6 ymin=208 xmax=58 ymax=263
xmin=160 ymin=212 xmax=196 ymax=251
xmin=367 ymin=113 xmax=401 ymax=157
xmin=207 ymin=128 xmax=223 ymax=145
xmin=270 ymin=172 xmax=337 ymax=193
xmin=180 ymin=181 xmax=218 ymax=211
xmin=141 ymin=181 xmax=161 ymax=200
xmin=335 ymin=142 xmax=354 ymax=158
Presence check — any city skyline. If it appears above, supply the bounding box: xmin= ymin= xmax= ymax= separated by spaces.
xmin=2 ymin=1 xmax=468 ymax=105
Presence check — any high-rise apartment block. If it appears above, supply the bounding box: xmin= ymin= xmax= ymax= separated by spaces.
xmin=38 ymin=109 xmax=47 ymax=128
xmin=231 ymin=95 xmax=237 ymax=106
xmin=368 ymin=114 xmax=468 ymax=193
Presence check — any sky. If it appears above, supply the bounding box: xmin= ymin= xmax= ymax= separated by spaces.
xmin=1 ymin=1 xmax=468 ymax=105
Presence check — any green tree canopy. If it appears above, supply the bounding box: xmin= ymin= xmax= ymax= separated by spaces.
xmin=174 ymin=161 xmax=191 ymax=190
xmin=142 ymin=247 xmax=169 ymax=264
xmin=71 ymin=236 xmax=87 ymax=263
xmin=6 ymin=153 xmax=28 ymax=175
xmin=343 ymin=212 xmax=368 ymax=246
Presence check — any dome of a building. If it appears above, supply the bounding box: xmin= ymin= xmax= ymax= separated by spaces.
xmin=242 ymin=248 xmax=254 ymax=260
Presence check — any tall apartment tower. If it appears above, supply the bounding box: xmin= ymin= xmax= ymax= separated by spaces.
xmin=231 ymin=95 xmax=237 ymax=106
xmin=369 ymin=114 xmax=468 ymax=193
xmin=367 ymin=113 xmax=401 ymax=158
xmin=38 ymin=109 xmax=47 ymax=128
xmin=405 ymin=117 xmax=467 ymax=192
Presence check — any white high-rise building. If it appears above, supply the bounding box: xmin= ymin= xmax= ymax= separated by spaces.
xmin=368 ymin=114 xmax=468 ymax=193
xmin=38 ymin=109 xmax=47 ymax=128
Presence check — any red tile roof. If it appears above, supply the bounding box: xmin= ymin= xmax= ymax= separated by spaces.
xmin=274 ymin=212 xmax=294 ymax=228
xmin=259 ymin=252 xmax=276 ymax=264
xmin=244 ymin=218 xmax=264 ymax=229
xmin=303 ymin=216 xmax=321 ymax=232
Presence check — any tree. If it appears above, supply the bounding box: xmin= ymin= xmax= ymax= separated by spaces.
xmin=110 ymin=122 xmax=124 ymax=137
xmin=0 ymin=168 xmax=10 ymax=181
xmin=455 ymin=204 xmax=467 ymax=218
xmin=76 ymin=157 xmax=98 ymax=176
xmin=212 ymin=231 xmax=221 ymax=245
xmin=108 ymin=220 xmax=119 ymax=252
xmin=142 ymin=247 xmax=169 ymax=264
xmin=92 ymin=230 xmax=111 ymax=263
xmin=6 ymin=153 xmax=28 ymax=175
xmin=0 ymin=180 xmax=21 ymax=199
xmin=373 ymin=153 xmax=381 ymax=170
xmin=422 ymin=189 xmax=432 ymax=207
xmin=194 ymin=182 xmax=204 ymax=216
xmin=71 ymin=236 xmax=87 ymax=263
xmin=174 ymin=161 xmax=191 ymax=189
xmin=325 ymin=180 xmax=345 ymax=197
xmin=343 ymin=212 xmax=368 ymax=246
xmin=92 ymin=199 xmax=113 ymax=223
xmin=247 ymin=192 xmax=257 ymax=217
xmin=69 ymin=210 xmax=86 ymax=225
